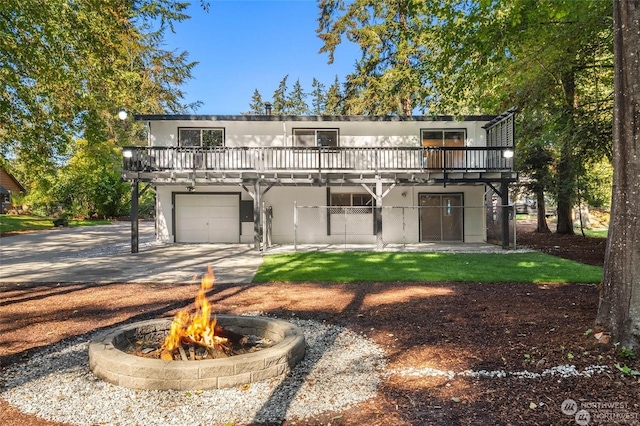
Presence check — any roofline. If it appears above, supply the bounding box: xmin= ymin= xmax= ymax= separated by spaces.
xmin=482 ymin=107 xmax=518 ymax=129
xmin=0 ymin=167 xmax=25 ymax=192
xmin=133 ymin=114 xmax=497 ymax=123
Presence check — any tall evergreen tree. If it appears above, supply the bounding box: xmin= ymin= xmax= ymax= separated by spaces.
xmin=246 ymin=89 xmax=265 ymax=115
xmin=288 ymin=79 xmax=311 ymax=115
xmin=310 ymin=78 xmax=327 ymax=115
xmin=318 ymin=0 xmax=427 ymax=115
xmin=429 ymin=0 xmax=613 ymax=234
xmin=318 ymin=0 xmax=613 ymax=233
xmin=325 ymin=76 xmax=344 ymax=115
xmin=272 ymin=75 xmax=290 ymax=115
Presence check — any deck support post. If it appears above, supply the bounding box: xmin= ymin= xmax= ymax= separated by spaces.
xmin=254 ymin=180 xmax=261 ymax=250
xmin=375 ymin=179 xmax=383 ymax=250
xmin=131 ymin=179 xmax=139 ymax=254
xmin=500 ymin=180 xmax=510 ymax=249
xmin=362 ymin=179 xmax=395 ymax=251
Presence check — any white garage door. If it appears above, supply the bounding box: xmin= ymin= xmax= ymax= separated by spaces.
xmin=175 ymin=194 xmax=240 ymax=243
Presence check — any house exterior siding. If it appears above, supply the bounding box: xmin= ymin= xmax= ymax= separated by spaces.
xmin=0 ymin=168 xmax=25 ymax=214
xmin=147 ymin=118 xmax=489 ymax=149
xmin=124 ymin=113 xmax=517 ymax=250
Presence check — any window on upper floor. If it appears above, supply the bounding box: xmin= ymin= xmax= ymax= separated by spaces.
xmin=178 ymin=128 xmax=224 ymax=147
xmin=293 ymin=128 xmax=339 ymax=147
xmin=421 ymin=129 xmax=466 ymax=148
xmin=421 ymin=129 xmax=467 ymax=168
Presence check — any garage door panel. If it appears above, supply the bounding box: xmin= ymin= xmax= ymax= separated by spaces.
xmin=175 ymin=194 xmax=240 ymax=243
xmin=177 ymin=216 xmax=208 ymax=230
xmin=179 ymin=229 xmax=209 ymax=243
xmin=210 ymin=219 xmax=240 ymax=241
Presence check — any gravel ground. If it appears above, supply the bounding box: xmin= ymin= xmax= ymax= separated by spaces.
xmin=0 ymin=316 xmax=387 ymax=425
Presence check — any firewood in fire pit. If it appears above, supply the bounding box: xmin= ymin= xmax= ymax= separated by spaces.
xmin=208 ymin=346 xmax=228 ymax=358
xmin=178 ymin=346 xmax=189 ymax=361
xmin=214 ymin=326 xmax=248 ymax=346
xmin=135 ymin=326 xmax=257 ymax=360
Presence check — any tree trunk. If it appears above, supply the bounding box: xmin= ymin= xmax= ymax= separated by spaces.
xmin=596 ymin=0 xmax=640 ymax=348
xmin=535 ymin=190 xmax=551 ymax=233
xmin=555 ymin=69 xmax=579 ymax=235
xmin=556 ymin=70 xmax=577 ymax=235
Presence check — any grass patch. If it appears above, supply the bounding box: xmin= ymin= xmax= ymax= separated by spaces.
xmin=0 ymin=215 xmax=111 ymax=233
xmin=577 ymin=228 xmax=608 ymax=238
xmin=253 ymin=251 xmax=602 ymax=284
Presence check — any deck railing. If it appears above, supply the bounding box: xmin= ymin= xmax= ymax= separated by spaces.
xmin=122 ymin=146 xmax=515 ymax=174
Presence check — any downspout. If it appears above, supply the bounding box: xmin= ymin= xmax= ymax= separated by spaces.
xmin=283 ymin=122 xmax=287 ymax=146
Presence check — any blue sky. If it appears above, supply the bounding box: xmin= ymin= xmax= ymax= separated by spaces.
xmin=163 ymin=1 xmax=360 ymax=115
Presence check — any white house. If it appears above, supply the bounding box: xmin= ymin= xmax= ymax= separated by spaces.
xmin=122 ymin=110 xmax=517 ymax=252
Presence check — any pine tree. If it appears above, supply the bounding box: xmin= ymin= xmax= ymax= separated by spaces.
xmin=272 ymin=75 xmax=290 ymax=115
xmin=324 ymin=76 xmax=344 ymax=115
xmin=245 ymin=89 xmax=265 ymax=115
xmin=318 ymin=0 xmax=425 ymax=115
xmin=288 ymin=79 xmax=311 ymax=115
xmin=310 ymin=78 xmax=327 ymax=115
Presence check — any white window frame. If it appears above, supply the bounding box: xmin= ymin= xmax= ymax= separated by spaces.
xmin=293 ymin=128 xmax=339 ymax=147
xmin=178 ymin=128 xmax=225 ymax=147
xmin=420 ymin=129 xmax=467 ymax=147
xmin=329 ymin=193 xmax=373 ymax=214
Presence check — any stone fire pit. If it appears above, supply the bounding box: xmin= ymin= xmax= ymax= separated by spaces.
xmin=89 ymin=315 xmax=306 ymax=390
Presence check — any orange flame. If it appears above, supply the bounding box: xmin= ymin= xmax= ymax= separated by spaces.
xmin=161 ymin=265 xmax=227 ymax=353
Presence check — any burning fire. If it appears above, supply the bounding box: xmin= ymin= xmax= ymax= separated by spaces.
xmin=161 ymin=265 xmax=228 ymax=360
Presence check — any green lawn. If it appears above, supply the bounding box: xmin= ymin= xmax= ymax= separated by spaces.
xmin=579 ymin=228 xmax=608 ymax=238
xmin=253 ymin=251 xmax=603 ymax=284
xmin=0 ymin=215 xmax=111 ymax=233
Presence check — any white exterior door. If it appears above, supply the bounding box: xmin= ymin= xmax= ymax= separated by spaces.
xmin=175 ymin=194 xmax=240 ymax=243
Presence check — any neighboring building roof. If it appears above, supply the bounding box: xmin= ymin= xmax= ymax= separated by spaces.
xmin=0 ymin=167 xmax=25 ymax=193
xmin=134 ymin=114 xmax=497 ymax=123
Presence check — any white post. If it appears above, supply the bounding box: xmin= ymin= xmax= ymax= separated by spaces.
xmin=262 ymin=201 xmax=266 ymax=251
xmin=293 ymin=200 xmax=298 ymax=252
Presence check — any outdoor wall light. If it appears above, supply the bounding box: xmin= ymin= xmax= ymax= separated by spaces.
xmin=187 ymin=186 xmax=195 ymax=192
xmin=123 ymin=150 xmax=133 ymax=158
xmin=118 ymin=109 xmax=128 ymax=121
xmin=503 ymin=149 xmax=514 ymax=159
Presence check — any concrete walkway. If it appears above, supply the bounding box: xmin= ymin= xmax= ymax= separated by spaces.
xmin=0 ymin=222 xmax=263 ymax=284
xmin=0 ymin=222 xmax=523 ymax=284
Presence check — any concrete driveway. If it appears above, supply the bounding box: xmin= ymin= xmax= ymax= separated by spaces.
xmin=0 ymin=222 xmax=263 ymax=284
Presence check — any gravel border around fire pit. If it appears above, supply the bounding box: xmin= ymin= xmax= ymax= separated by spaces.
xmin=0 ymin=315 xmax=387 ymax=425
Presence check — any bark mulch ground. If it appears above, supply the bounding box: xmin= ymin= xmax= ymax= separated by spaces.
xmin=1 ymin=225 xmax=639 ymax=425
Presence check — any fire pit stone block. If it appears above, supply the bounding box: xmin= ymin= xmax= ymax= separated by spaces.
xmin=89 ymin=315 xmax=306 ymax=390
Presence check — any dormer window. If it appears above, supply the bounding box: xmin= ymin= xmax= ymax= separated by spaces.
xmin=179 ymin=128 xmax=224 ymax=147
